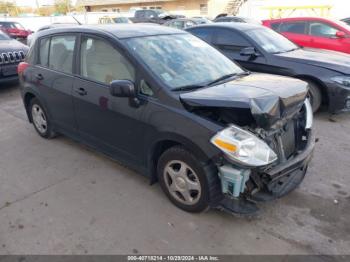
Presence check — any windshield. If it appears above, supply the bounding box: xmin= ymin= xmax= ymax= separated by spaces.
xmin=125 ymin=34 xmax=244 ymax=90
xmin=246 ymin=27 xmax=298 ymax=54
xmin=0 ymin=31 xmax=10 ymax=40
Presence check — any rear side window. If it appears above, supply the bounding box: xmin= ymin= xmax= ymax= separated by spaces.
xmin=80 ymin=36 xmax=135 ymax=84
xmin=214 ymin=29 xmax=250 ymax=49
xmin=279 ymin=22 xmax=307 ymax=34
xmin=270 ymin=22 xmax=282 ymax=31
xmin=38 ymin=37 xmax=50 ymax=66
xmin=189 ymin=28 xmax=216 ymax=43
xmin=48 ymin=35 xmax=76 ymax=74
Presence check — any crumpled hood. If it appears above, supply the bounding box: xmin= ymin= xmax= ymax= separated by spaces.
xmin=180 ymin=73 xmax=308 ymax=128
xmin=276 ymin=48 xmax=350 ymax=74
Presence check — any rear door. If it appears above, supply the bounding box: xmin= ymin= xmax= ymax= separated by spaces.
xmin=73 ymin=34 xmax=145 ymax=165
xmin=278 ymin=20 xmax=310 ymax=47
xmin=31 ymin=34 xmax=77 ymax=133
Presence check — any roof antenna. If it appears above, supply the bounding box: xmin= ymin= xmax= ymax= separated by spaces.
xmin=71 ymin=15 xmax=82 ymax=25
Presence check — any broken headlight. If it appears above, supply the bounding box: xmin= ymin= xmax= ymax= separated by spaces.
xmin=210 ymin=125 xmax=277 ymax=167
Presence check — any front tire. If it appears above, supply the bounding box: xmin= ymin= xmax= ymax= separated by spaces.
xmin=29 ymin=98 xmax=56 ymax=139
xmin=157 ymin=146 xmax=220 ymax=213
xmin=307 ymin=82 xmax=322 ymax=113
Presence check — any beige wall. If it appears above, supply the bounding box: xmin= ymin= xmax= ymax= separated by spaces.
xmin=88 ymin=0 xmax=231 ymax=18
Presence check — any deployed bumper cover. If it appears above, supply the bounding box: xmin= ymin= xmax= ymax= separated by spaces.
xmin=217 ymin=130 xmax=315 ymax=215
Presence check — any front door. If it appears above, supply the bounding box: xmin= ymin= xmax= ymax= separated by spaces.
xmin=73 ymin=35 xmax=144 ymax=165
xmin=307 ymin=21 xmax=346 ymax=53
xmin=212 ymin=28 xmax=267 ymax=72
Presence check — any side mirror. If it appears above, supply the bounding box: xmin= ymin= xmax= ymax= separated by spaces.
xmin=110 ymin=80 xmax=136 ymax=97
xmin=240 ymin=47 xmax=258 ymax=57
xmin=336 ymin=31 xmax=346 ymax=38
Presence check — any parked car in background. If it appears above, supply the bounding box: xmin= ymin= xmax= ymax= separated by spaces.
xmin=27 ymin=23 xmax=80 ymax=46
xmin=187 ymin=23 xmax=350 ymax=113
xmin=192 ymin=17 xmax=213 ymax=24
xmin=341 ymin=17 xmax=350 ymax=26
xmin=98 ymin=15 xmax=132 ymax=24
xmin=214 ymin=16 xmax=261 ymax=24
xmin=263 ymin=17 xmax=350 ymax=54
xmin=0 ymin=21 xmax=32 ymax=42
xmin=0 ymin=30 xmax=28 ymax=84
xmin=164 ymin=18 xmax=211 ymax=30
xmin=130 ymin=9 xmax=183 ymax=24
xmin=18 ymin=24 xmax=314 ymax=215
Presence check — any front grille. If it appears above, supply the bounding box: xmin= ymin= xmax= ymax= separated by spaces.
xmin=0 ymin=51 xmax=25 ymax=64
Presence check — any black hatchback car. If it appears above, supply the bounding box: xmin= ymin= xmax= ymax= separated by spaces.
xmin=19 ymin=24 xmax=314 ymax=214
xmin=187 ymin=23 xmax=350 ymax=113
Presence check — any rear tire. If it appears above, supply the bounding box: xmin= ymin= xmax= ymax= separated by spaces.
xmin=307 ymin=82 xmax=322 ymax=113
xmin=29 ymin=98 xmax=56 ymax=139
xmin=157 ymin=146 xmax=221 ymax=213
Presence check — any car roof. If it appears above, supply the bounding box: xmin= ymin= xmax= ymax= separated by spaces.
xmin=37 ymin=24 xmax=184 ymax=39
xmin=263 ymin=17 xmax=333 ymax=23
xmin=188 ymin=22 xmax=263 ymax=31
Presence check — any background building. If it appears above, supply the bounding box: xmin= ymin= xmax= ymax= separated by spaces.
xmin=76 ymin=0 xmax=247 ymax=18
xmin=76 ymin=0 xmax=350 ymax=19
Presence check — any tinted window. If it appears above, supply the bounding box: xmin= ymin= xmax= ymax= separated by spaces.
xmin=189 ymin=28 xmax=215 ymax=43
xmin=80 ymin=37 xmax=135 ymax=84
xmin=309 ymin=22 xmax=338 ymax=37
xmin=270 ymin=22 xmax=282 ymax=31
xmin=279 ymin=22 xmax=307 ymax=34
xmin=145 ymin=10 xmax=155 ymax=18
xmin=215 ymin=29 xmax=250 ymax=48
xmin=48 ymin=35 xmax=76 ymax=74
xmin=168 ymin=20 xmax=184 ymax=29
xmin=38 ymin=37 xmax=50 ymax=66
xmin=184 ymin=20 xmax=196 ymax=28
xmin=246 ymin=27 xmax=298 ymax=54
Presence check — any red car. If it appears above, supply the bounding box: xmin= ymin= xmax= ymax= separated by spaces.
xmin=0 ymin=21 xmax=32 ymax=40
xmin=263 ymin=17 xmax=350 ymax=54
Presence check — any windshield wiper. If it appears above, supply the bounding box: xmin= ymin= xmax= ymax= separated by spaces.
xmin=206 ymin=73 xmax=238 ymax=86
xmin=172 ymin=84 xmax=206 ymax=92
xmin=172 ymin=72 xmax=250 ymax=92
xmin=207 ymin=71 xmax=250 ymax=86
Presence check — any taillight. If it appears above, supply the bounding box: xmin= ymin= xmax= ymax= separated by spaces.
xmin=17 ymin=62 xmax=29 ymax=75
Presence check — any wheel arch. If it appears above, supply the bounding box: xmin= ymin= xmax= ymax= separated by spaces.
xmin=23 ymin=91 xmax=37 ymax=122
xmin=147 ymin=134 xmax=215 ymax=184
xmin=296 ymin=75 xmax=329 ymax=105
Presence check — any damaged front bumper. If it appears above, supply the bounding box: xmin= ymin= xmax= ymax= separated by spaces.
xmin=215 ymin=130 xmax=315 ymax=215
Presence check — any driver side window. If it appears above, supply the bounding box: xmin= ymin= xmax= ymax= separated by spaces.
xmin=309 ymin=22 xmax=338 ymax=38
xmin=80 ymin=36 xmax=135 ymax=84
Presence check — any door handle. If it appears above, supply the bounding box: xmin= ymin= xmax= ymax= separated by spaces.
xmin=35 ymin=73 xmax=44 ymax=80
xmin=75 ymin=87 xmax=87 ymax=96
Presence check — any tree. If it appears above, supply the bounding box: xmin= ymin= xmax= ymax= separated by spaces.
xmin=54 ymin=0 xmax=72 ymax=15
xmin=0 ymin=1 xmax=18 ymax=16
